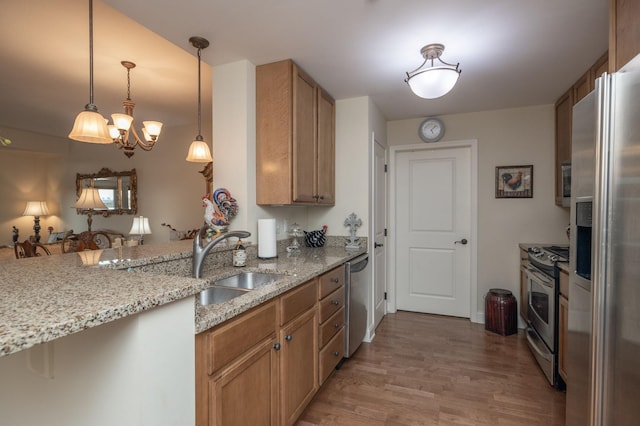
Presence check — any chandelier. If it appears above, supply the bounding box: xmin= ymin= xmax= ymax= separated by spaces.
xmin=108 ymin=61 xmax=163 ymax=158
xmin=405 ymin=43 xmax=461 ymax=99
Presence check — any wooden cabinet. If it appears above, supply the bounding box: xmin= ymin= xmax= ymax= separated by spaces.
xmin=279 ymin=280 xmax=319 ymax=425
xmin=519 ymin=248 xmax=529 ymax=323
xmin=317 ymin=265 xmax=345 ymax=385
xmin=558 ymin=268 xmax=569 ymax=383
xmin=256 ymin=59 xmax=335 ymax=206
xmin=609 ymin=0 xmax=640 ymax=72
xmin=554 ymin=52 xmax=608 ymax=206
xmin=196 ymin=280 xmax=319 ymax=426
xmin=196 ymin=301 xmax=278 ymax=425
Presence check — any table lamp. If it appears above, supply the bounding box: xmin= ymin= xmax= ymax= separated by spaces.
xmin=23 ymin=201 xmax=50 ymax=243
xmin=73 ymin=188 xmax=107 ymax=231
xmin=129 ymin=216 xmax=152 ymax=245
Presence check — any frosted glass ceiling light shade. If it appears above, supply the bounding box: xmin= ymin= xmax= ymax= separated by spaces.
xmin=69 ymin=0 xmax=111 ymax=144
xmin=405 ymin=43 xmax=461 ymax=99
xmin=186 ymin=36 xmax=213 ymax=163
xmin=186 ymin=138 xmax=213 ymax=162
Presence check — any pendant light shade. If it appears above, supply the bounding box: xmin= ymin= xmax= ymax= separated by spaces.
xmin=405 ymin=44 xmax=461 ymax=99
xmin=186 ymin=36 xmax=213 ymax=163
xmin=69 ymin=0 xmax=111 ymax=144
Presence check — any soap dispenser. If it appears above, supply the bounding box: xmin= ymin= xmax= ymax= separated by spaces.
xmin=233 ymin=239 xmax=247 ymax=267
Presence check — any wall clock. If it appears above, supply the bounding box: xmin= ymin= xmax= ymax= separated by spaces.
xmin=418 ymin=117 xmax=445 ymax=143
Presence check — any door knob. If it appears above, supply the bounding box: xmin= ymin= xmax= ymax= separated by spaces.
xmin=374 ymin=242 xmax=384 ymax=248
xmin=454 ymin=238 xmax=468 ymax=245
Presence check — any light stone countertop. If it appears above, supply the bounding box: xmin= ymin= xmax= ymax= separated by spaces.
xmin=0 ymin=237 xmax=365 ymax=357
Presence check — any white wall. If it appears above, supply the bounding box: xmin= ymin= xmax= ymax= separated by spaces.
xmin=387 ymin=105 xmax=570 ymax=321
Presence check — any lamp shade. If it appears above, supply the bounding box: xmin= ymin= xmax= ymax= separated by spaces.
xmin=69 ymin=110 xmax=112 ymax=144
xmin=23 ymin=201 xmax=50 ymax=217
xmin=407 ymin=68 xmax=460 ymax=99
xmin=186 ymin=140 xmax=213 ymax=162
xmin=73 ymin=188 xmax=108 ymax=210
xmin=129 ymin=216 xmax=152 ymax=235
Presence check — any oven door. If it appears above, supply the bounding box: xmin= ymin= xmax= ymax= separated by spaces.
xmin=528 ymin=264 xmax=556 ymax=351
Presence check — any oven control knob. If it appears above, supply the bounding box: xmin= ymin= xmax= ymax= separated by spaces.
xmin=549 ymin=254 xmax=559 ymax=262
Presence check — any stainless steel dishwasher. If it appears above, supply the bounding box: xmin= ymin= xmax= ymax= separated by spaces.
xmin=344 ymin=253 xmax=369 ymax=358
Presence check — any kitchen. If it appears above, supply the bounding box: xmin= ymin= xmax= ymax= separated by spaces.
xmin=0 ymin=0 xmax=637 ymax=425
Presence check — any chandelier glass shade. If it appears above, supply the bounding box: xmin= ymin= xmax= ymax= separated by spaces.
xmin=108 ymin=61 xmax=163 ymax=158
xmin=405 ymin=43 xmax=461 ymax=99
xmin=186 ymin=36 xmax=213 ymax=163
xmin=69 ymin=0 xmax=111 ymax=144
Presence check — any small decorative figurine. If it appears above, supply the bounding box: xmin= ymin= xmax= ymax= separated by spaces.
xmin=287 ymin=223 xmax=303 ymax=253
xmin=344 ymin=213 xmax=362 ymax=250
xmin=202 ymin=188 xmax=239 ymax=238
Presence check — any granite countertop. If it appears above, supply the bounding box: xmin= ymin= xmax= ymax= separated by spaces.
xmin=0 ymin=237 xmax=365 ymax=357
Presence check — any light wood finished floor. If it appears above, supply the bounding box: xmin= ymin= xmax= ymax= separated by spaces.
xmin=297 ymin=311 xmax=565 ymax=425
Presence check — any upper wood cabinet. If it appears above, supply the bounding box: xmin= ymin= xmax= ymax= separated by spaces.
xmin=256 ymin=59 xmax=335 ymax=206
xmin=609 ymin=0 xmax=640 ymax=71
xmin=554 ymin=51 xmax=608 ymax=206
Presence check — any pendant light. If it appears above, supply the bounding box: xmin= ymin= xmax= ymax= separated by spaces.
xmin=404 ymin=43 xmax=461 ymax=99
xmin=186 ymin=36 xmax=213 ymax=163
xmin=69 ymin=0 xmax=111 ymax=144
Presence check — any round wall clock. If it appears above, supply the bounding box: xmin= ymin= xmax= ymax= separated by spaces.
xmin=418 ymin=117 xmax=445 ymax=143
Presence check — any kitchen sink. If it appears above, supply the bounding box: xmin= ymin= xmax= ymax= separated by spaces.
xmin=199 ymin=286 xmax=249 ymax=305
xmin=213 ymin=271 xmax=284 ymax=290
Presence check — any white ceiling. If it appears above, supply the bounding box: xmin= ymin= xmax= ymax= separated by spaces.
xmin=0 ymin=0 xmax=608 ymax=142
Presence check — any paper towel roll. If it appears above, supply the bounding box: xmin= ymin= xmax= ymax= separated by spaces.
xmin=258 ymin=218 xmax=277 ymax=259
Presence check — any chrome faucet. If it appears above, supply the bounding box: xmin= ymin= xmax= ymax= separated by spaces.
xmin=192 ymin=226 xmax=251 ymax=278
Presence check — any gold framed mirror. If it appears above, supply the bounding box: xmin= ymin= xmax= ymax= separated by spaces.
xmin=76 ymin=168 xmax=138 ymax=216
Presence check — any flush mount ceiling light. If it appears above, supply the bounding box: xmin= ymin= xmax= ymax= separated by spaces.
xmin=186 ymin=36 xmax=213 ymax=163
xmin=108 ymin=61 xmax=163 ymax=158
xmin=68 ymin=0 xmax=111 ymax=144
xmin=404 ymin=43 xmax=461 ymax=99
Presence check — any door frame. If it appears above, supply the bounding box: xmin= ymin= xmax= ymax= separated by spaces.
xmin=388 ymin=139 xmax=480 ymax=323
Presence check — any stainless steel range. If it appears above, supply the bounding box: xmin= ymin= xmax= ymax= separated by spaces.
xmin=525 ymin=245 xmax=568 ymax=387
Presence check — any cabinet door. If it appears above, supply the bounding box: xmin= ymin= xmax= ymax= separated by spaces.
xmin=292 ymin=65 xmax=317 ymax=204
xmin=280 ymin=307 xmax=318 ymax=425
xmin=558 ymin=294 xmax=569 ymax=383
xmin=316 ymin=87 xmax=335 ymax=205
xmin=555 ymin=88 xmax=573 ymax=206
xmin=210 ymin=338 xmax=279 ymax=426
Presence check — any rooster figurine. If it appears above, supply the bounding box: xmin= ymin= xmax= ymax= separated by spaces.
xmin=202 ymin=194 xmax=228 ymax=237
xmin=502 ymin=171 xmax=523 ymax=190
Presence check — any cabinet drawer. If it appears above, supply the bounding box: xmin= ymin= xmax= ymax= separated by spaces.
xmin=280 ymin=279 xmax=318 ymax=326
xmin=319 ymin=287 xmax=344 ymax=323
xmin=559 ymin=269 xmax=569 ymax=298
xmin=207 ymin=300 xmax=277 ymax=375
xmin=319 ymin=307 xmax=344 ymax=348
xmin=318 ymin=265 xmax=345 ymax=299
xmin=319 ymin=328 xmax=345 ymax=385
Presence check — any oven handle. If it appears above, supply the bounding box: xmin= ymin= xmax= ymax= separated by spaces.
xmin=528 ymin=268 xmax=554 ymax=288
xmin=526 ymin=328 xmax=553 ymax=362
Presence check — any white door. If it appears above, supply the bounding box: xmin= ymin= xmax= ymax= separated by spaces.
xmin=395 ymin=146 xmax=471 ymax=318
xmin=372 ymin=138 xmax=387 ymax=331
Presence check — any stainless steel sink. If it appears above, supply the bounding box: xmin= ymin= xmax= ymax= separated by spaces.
xmin=199 ymin=286 xmax=249 ymax=305
xmin=213 ymin=271 xmax=283 ymax=290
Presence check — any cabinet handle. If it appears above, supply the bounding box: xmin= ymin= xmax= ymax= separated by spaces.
xmin=332 ymin=278 xmax=339 ymax=283
xmin=285 ymin=334 xmax=293 ymax=341
xmin=331 ymin=300 xmax=340 ymax=306
xmin=273 ymin=343 xmax=281 ymax=351
xmin=334 ymin=323 xmax=340 ymax=328
xmin=333 ymin=351 xmax=340 ymax=357
xmin=313 ymin=195 xmax=320 ymax=200
xmin=319 ymin=195 xmax=325 ymax=200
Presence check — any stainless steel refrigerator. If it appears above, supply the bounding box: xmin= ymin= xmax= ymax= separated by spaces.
xmin=566 ymin=53 xmax=640 ymax=425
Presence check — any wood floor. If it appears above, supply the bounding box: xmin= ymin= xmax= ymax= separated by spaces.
xmin=297 ymin=311 xmax=565 ymax=426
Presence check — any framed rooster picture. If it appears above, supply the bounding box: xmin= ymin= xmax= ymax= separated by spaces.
xmin=495 ymin=165 xmax=533 ymax=198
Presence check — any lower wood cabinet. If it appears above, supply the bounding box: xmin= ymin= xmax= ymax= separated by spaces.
xmin=196 ymin=279 xmax=319 ymax=426
xmin=317 ymin=265 xmax=346 ymax=385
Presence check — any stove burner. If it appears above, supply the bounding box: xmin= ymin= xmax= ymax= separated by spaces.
xmin=543 ymin=245 xmax=569 ymax=260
